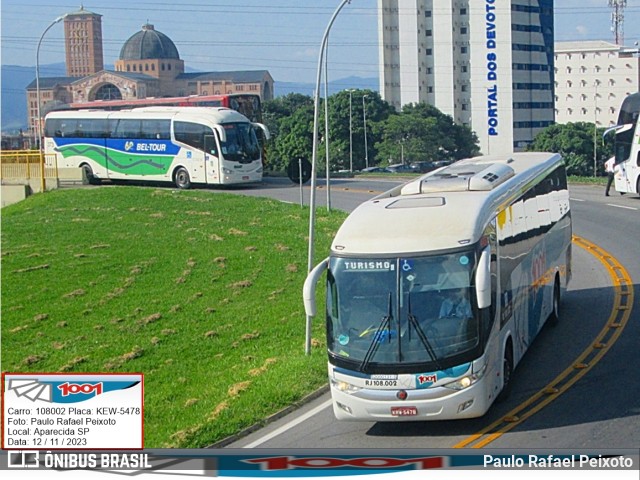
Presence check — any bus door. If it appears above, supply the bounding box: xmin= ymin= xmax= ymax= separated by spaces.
xmin=204 ymin=134 xmax=221 ymax=184
xmin=614 ymin=150 xmax=639 ymax=194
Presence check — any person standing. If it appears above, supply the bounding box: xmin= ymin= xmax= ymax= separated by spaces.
xmin=605 ymin=156 xmax=616 ymax=196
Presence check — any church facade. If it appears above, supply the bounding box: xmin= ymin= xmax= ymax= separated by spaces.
xmin=27 ymin=8 xmax=274 ymax=138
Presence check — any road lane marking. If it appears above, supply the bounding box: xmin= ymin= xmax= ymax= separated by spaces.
xmin=242 ymin=399 xmax=333 ymax=448
xmin=455 ymin=235 xmax=634 ymax=448
xmin=606 ymin=204 xmax=638 ymax=211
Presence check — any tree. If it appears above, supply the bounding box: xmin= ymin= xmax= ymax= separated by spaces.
xmin=324 ymin=90 xmax=395 ymax=171
xmin=372 ymin=103 xmax=480 ymax=165
xmin=528 ymin=122 xmax=614 ymax=176
xmin=263 ymin=94 xmax=315 ymax=171
xmin=262 ymin=91 xmax=480 ymax=174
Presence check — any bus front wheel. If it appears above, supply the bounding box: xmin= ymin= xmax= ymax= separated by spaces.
xmin=174 ymin=167 xmax=191 ymax=189
xmin=549 ymin=277 xmax=561 ymax=325
xmin=496 ymin=341 xmax=513 ymax=403
xmin=81 ymin=164 xmax=99 ymax=185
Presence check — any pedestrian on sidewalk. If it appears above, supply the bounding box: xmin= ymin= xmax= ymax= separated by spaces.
xmin=605 ymin=156 xmax=615 ymax=196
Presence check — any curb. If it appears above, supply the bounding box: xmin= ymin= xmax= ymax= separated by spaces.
xmin=208 ymin=385 xmax=330 ymax=448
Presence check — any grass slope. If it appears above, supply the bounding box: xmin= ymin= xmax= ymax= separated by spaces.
xmin=1 ymin=186 xmax=347 ymax=447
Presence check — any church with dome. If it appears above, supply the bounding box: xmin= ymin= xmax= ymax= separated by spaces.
xmin=26 ymin=7 xmax=274 ymax=137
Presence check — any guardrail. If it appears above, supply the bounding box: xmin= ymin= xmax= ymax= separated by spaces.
xmin=0 ymin=150 xmax=58 ymax=181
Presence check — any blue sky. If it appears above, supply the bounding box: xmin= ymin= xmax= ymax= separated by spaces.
xmin=2 ymin=0 xmax=639 ymax=84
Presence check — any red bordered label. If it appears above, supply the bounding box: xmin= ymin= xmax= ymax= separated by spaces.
xmin=2 ymin=372 xmax=143 ymax=450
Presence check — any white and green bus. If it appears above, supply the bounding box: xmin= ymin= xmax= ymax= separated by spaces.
xmin=304 ymin=152 xmax=572 ymax=421
xmin=43 ymin=106 xmax=269 ymax=188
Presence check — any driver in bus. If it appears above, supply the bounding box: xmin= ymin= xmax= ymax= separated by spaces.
xmin=438 ymin=288 xmax=472 ymax=319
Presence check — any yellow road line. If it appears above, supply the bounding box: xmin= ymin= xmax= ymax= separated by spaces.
xmin=455 ymin=235 xmax=634 ymax=448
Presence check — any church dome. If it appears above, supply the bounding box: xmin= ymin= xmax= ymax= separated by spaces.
xmin=119 ymin=24 xmax=180 ymax=61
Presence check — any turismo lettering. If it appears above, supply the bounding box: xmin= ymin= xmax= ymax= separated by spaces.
xmin=343 ymin=261 xmax=394 ymax=272
xmin=486 ymin=0 xmax=498 ymax=136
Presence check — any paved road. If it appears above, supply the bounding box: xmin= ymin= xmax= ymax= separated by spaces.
xmin=217 ymin=177 xmax=639 ymax=450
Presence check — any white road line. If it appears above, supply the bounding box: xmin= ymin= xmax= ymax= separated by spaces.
xmin=607 ymin=204 xmax=638 ymax=211
xmin=242 ymin=398 xmax=333 ymax=448
xmin=569 ymin=197 xmax=585 ymax=202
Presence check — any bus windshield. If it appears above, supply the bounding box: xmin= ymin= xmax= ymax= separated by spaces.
xmin=327 ymin=252 xmax=480 ymax=373
xmin=220 ymin=123 xmax=261 ymax=163
xmin=614 ymin=93 xmax=640 ymax=164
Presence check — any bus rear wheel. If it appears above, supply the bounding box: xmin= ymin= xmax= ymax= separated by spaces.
xmin=174 ymin=167 xmax=191 ymax=189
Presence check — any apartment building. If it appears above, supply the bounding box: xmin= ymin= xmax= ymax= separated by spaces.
xmin=554 ymin=41 xmax=640 ymax=127
xmin=378 ymin=0 xmax=555 ymax=155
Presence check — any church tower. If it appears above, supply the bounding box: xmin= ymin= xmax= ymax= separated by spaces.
xmin=64 ymin=5 xmax=104 ymax=77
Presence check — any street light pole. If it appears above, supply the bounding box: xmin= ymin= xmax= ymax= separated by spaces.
xmin=593 ymin=81 xmax=599 ymax=177
xmin=306 ymin=0 xmax=351 ymax=355
xmin=362 ymin=94 xmax=369 ymax=169
xmin=36 ymin=13 xmax=67 ymax=193
xmin=324 ymin=43 xmax=331 ymax=212
xmin=348 ymin=89 xmax=354 ymax=173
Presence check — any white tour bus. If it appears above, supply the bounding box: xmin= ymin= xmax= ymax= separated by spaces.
xmin=608 ymin=92 xmax=640 ymax=195
xmin=44 ymin=106 xmax=269 ymax=188
xmin=304 ymin=152 xmax=572 ymax=421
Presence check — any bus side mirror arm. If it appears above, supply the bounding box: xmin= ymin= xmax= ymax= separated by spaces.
xmin=214 ymin=126 xmax=227 ymax=143
xmin=252 ymin=122 xmax=271 ymax=140
xmin=303 ymin=258 xmax=329 ymax=317
xmin=476 ymin=247 xmax=491 ymax=309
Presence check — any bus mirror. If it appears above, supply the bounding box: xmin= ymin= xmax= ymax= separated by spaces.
xmin=215 ymin=126 xmax=227 ymax=143
xmin=475 ymin=247 xmax=491 ymax=309
xmin=252 ymin=122 xmax=271 ymax=140
xmin=303 ymin=258 xmax=329 ymax=317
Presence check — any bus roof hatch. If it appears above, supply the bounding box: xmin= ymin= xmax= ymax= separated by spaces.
xmin=402 ymin=162 xmax=515 ymax=194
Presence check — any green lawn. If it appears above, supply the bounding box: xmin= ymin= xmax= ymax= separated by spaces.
xmin=1 ymin=186 xmax=347 ymax=448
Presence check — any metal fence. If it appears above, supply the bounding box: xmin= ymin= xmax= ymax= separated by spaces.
xmin=0 ymin=150 xmax=58 ymax=180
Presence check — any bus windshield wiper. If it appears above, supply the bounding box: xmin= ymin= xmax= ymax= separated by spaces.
xmin=359 ymin=293 xmax=393 ymax=373
xmin=407 ymin=294 xmax=442 ymax=371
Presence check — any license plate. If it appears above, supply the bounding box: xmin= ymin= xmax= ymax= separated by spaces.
xmin=391 ymin=406 xmax=417 ymax=416
xmin=243 ymin=176 xmax=250 ymax=180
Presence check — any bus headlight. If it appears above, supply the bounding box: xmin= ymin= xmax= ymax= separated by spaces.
xmin=330 ymin=378 xmax=361 ymax=394
xmin=443 ymin=364 xmax=487 ymax=391
xmin=222 ymin=167 xmax=233 ymax=175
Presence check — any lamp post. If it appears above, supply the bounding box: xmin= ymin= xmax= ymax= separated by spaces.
xmin=306 ymin=0 xmax=352 ymax=355
xmin=36 ymin=13 xmax=67 ymax=193
xmin=362 ymin=94 xmax=369 ymax=169
xmin=324 ymin=43 xmax=331 ymax=212
xmin=348 ymin=89 xmax=354 ymax=172
xmin=593 ymin=81 xmax=599 ymax=177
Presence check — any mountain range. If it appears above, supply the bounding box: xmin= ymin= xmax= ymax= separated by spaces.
xmin=0 ymin=62 xmax=378 ymax=133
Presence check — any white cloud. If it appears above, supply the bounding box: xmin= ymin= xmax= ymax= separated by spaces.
xmin=576 ymin=25 xmax=589 ymax=36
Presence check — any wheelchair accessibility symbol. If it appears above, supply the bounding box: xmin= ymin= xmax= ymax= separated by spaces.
xmin=401 ymin=260 xmax=413 ymax=272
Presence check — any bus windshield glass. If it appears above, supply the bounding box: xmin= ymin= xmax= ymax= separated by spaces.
xmin=220 ymin=123 xmax=261 ymax=163
xmin=615 ymin=94 xmax=640 ymax=164
xmin=327 ymin=253 xmax=480 ymax=372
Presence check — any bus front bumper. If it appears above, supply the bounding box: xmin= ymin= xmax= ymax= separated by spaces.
xmin=330 ymin=381 xmax=493 ymax=421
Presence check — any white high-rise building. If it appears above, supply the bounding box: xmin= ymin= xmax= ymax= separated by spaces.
xmin=378 ymin=0 xmax=555 ymax=155
xmin=554 ymin=41 xmax=640 ymax=128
